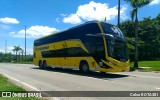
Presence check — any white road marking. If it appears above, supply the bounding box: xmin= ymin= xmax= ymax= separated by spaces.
xmin=0 ymin=72 xmax=60 ymax=100
xmin=84 ymin=75 xmax=115 ymax=83
xmin=115 ymin=73 xmax=160 ymax=79
xmin=131 ymin=75 xmax=160 ymax=79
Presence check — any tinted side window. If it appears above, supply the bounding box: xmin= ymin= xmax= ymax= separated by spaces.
xmin=67 ymin=47 xmax=88 ymax=57
xmin=42 ymin=50 xmax=57 ymax=58
xmin=74 ymin=23 xmax=101 ymax=35
xmin=41 ymin=47 xmax=88 ymax=58
xmin=78 ymin=23 xmax=105 ymax=59
xmin=57 ymin=49 xmax=67 ymax=57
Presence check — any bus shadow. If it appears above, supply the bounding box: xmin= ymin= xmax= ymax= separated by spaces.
xmin=32 ymin=67 xmax=129 ymax=80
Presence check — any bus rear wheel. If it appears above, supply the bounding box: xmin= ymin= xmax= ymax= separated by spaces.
xmin=39 ymin=61 xmax=43 ymax=69
xmin=80 ymin=62 xmax=89 ymax=73
xmin=42 ymin=61 xmax=47 ymax=69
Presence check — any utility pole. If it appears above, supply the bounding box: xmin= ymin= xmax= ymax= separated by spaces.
xmin=5 ymin=40 xmax=7 ymax=62
xmin=24 ymin=25 xmax=27 ymax=62
xmin=5 ymin=40 xmax=7 ymax=54
xmin=118 ymin=0 xmax=120 ymax=27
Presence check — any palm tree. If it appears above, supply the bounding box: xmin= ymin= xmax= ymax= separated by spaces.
xmin=19 ymin=48 xmax=24 ymax=62
xmin=12 ymin=46 xmax=21 ymax=62
xmin=5 ymin=52 xmax=12 ymax=62
xmin=8 ymin=52 xmax=12 ymax=62
xmin=19 ymin=48 xmax=24 ymax=61
xmin=124 ymin=0 xmax=152 ymax=69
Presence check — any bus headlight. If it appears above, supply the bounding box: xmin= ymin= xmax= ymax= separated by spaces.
xmin=99 ymin=62 xmax=103 ymax=66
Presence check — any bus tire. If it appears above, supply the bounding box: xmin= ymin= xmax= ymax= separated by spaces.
xmin=80 ymin=61 xmax=89 ymax=73
xmin=42 ymin=61 xmax=47 ymax=69
xmin=39 ymin=61 xmax=43 ymax=69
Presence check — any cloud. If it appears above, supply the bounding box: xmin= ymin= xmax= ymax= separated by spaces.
xmin=26 ymin=48 xmax=33 ymax=55
xmin=0 ymin=17 xmax=20 ymax=24
xmin=9 ymin=25 xmax=58 ymax=38
xmin=0 ymin=24 xmax=10 ymax=30
xmin=56 ymin=18 xmax=60 ymax=23
xmin=120 ymin=5 xmax=128 ymax=20
xmin=63 ymin=1 xmax=127 ymax=24
xmin=60 ymin=14 xmax=67 ymax=17
xmin=0 ymin=46 xmax=33 ymax=55
xmin=0 ymin=47 xmax=5 ymax=53
xmin=149 ymin=0 xmax=160 ymax=5
xmin=0 ymin=46 xmax=14 ymax=54
xmin=63 ymin=14 xmax=82 ymax=24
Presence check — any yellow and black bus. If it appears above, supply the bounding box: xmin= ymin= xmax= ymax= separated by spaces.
xmin=33 ymin=21 xmax=130 ymax=73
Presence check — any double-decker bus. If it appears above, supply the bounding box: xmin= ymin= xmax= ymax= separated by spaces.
xmin=33 ymin=21 xmax=130 ymax=73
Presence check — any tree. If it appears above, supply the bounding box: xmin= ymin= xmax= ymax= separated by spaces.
xmin=120 ymin=20 xmax=135 ymax=61
xmin=124 ymin=0 xmax=152 ymax=69
xmin=5 ymin=52 xmax=12 ymax=62
xmin=19 ymin=48 xmax=24 ymax=62
xmin=139 ymin=15 xmax=160 ymax=60
xmin=119 ymin=20 xmax=134 ymax=37
xmin=120 ymin=14 xmax=160 ymax=61
xmin=21 ymin=49 xmax=24 ymax=61
xmin=12 ymin=46 xmax=21 ymax=62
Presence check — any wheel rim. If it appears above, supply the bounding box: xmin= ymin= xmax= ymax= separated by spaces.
xmin=39 ymin=62 xmax=42 ymax=68
xmin=82 ymin=64 xmax=88 ymax=72
xmin=43 ymin=62 xmax=47 ymax=68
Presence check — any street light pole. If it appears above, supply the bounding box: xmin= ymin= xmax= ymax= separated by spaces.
xmin=5 ymin=40 xmax=7 ymax=62
xmin=118 ymin=0 xmax=120 ymax=27
xmin=5 ymin=40 xmax=7 ymax=54
xmin=24 ymin=25 xmax=26 ymax=62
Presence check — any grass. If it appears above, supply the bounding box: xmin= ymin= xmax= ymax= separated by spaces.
xmin=0 ymin=62 xmax=33 ymax=64
xmin=0 ymin=74 xmax=42 ymax=100
xmin=13 ymin=62 xmax=33 ymax=64
xmin=0 ymin=75 xmax=26 ymax=91
xmin=130 ymin=61 xmax=160 ymax=71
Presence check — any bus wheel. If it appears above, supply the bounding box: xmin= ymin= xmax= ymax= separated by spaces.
xmin=80 ymin=62 xmax=89 ymax=73
xmin=39 ymin=61 xmax=43 ymax=69
xmin=42 ymin=61 xmax=47 ymax=69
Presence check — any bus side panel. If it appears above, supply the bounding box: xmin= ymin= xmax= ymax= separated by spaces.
xmin=44 ymin=58 xmax=60 ymax=67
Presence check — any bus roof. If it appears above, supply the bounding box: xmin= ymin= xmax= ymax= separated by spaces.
xmin=34 ymin=20 xmax=115 ymax=41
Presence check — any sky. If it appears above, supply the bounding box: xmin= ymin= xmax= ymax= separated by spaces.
xmin=0 ymin=0 xmax=160 ymax=55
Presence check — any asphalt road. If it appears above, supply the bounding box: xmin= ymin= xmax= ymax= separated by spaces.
xmin=0 ymin=63 xmax=160 ymax=100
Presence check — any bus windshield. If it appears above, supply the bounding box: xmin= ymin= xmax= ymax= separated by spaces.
xmin=101 ymin=22 xmax=128 ymax=62
xmin=107 ymin=39 xmax=129 ymax=62
xmin=101 ymin=22 xmax=125 ymax=40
